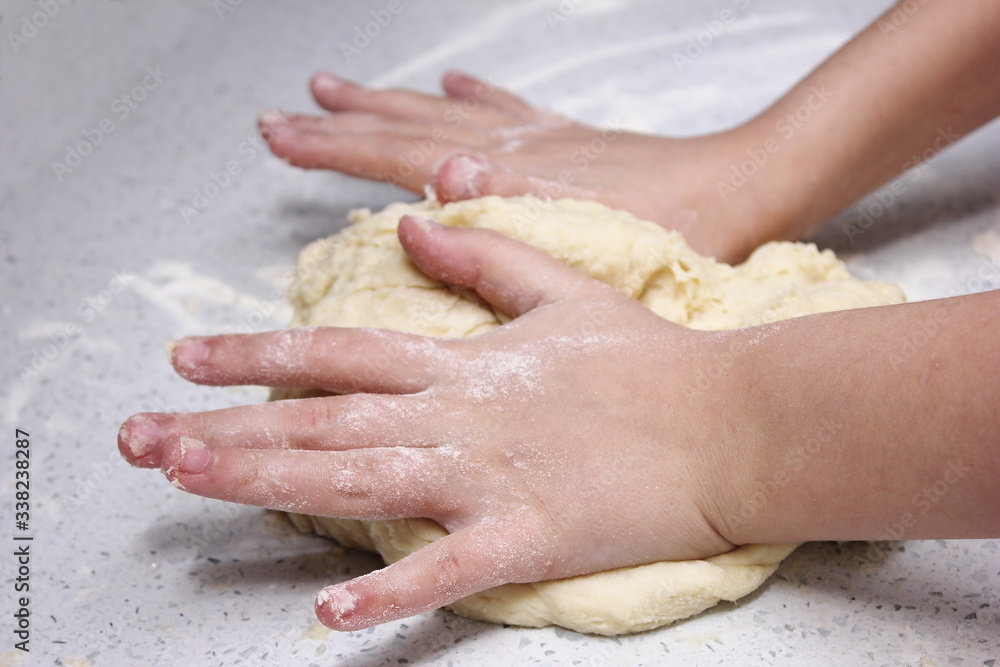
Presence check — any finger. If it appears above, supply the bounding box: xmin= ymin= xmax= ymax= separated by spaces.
xmin=160 ymin=437 xmax=450 ymax=519
xmin=442 ymin=70 xmax=567 ymax=126
xmin=118 ymin=412 xmax=170 ymax=467
xmin=314 ymin=520 xmax=545 ymax=631
xmin=264 ymin=110 xmax=491 ymax=148
xmin=261 ymin=120 xmax=470 ymax=190
xmin=169 ymin=327 xmax=441 ymax=393
xmin=310 ymin=71 xmax=466 ymax=123
xmin=311 ymin=71 xmax=526 ymax=129
xmin=433 ymin=153 xmax=600 ymax=203
xmin=397 ymin=215 xmax=609 ymax=317
xmin=118 ymin=393 xmax=461 ymax=468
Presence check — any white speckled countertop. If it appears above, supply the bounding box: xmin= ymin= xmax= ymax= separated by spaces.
xmin=2 ymin=1 xmax=998 ymax=665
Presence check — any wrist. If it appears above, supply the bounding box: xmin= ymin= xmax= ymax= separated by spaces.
xmin=686 ymin=327 xmax=779 ymax=546
xmin=699 ymin=120 xmax=818 ymax=263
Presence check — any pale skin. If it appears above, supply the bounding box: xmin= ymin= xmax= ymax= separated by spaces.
xmin=119 ymin=1 xmax=1000 ymax=631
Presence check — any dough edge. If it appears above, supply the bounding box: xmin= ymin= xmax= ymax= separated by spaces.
xmin=287 ymin=513 xmax=798 ymax=635
xmin=277 ymin=195 xmax=905 ymax=635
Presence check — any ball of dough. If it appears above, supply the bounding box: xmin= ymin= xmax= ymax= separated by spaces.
xmin=277 ymin=195 xmax=905 ymax=635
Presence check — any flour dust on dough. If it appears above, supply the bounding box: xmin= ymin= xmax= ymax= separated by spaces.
xmin=275 ymin=195 xmax=905 ymax=635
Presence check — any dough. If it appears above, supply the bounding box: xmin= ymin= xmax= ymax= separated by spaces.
xmin=277 ymin=195 xmax=905 ymax=635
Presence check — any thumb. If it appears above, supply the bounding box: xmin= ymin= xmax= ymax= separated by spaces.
xmin=397 ymin=214 xmax=606 ymax=318
xmin=314 ymin=523 xmax=538 ymax=631
xmin=433 ymin=154 xmax=597 ymax=204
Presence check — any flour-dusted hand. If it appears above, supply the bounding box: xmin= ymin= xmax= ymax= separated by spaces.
xmin=118 ymin=212 xmax=1000 ymax=631
xmin=259 ymin=70 xmax=764 ymax=262
xmin=118 ymin=215 xmax=754 ymax=630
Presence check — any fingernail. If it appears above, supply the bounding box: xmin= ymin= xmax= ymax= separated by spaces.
xmin=173 ymin=338 xmax=209 ymax=373
xmin=177 ymin=437 xmax=212 ymax=474
xmin=313 ymin=72 xmax=345 ymax=93
xmin=122 ymin=414 xmax=160 ymax=459
xmin=315 ymin=585 xmax=358 ymax=623
xmin=436 ymin=154 xmax=489 ymax=199
xmin=405 ymin=215 xmax=441 ymax=234
xmin=258 ymin=109 xmax=289 ymax=135
xmin=445 ymin=69 xmax=475 ymax=85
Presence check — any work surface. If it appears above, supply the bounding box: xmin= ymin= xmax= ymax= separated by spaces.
xmin=2 ymin=1 xmax=999 ymax=665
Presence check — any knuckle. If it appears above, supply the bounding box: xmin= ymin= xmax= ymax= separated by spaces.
xmin=233 ymin=452 xmax=269 ymax=496
xmin=433 ymin=550 xmax=466 ymax=595
xmin=304 ymin=399 xmax=339 ymax=435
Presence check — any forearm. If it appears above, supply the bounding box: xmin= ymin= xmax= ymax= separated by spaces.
xmin=716 ymin=289 xmax=1000 ymax=544
xmin=729 ymin=0 xmax=1000 ymax=251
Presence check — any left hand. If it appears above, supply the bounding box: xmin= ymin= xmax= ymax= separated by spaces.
xmin=260 ymin=70 xmax=765 ymax=262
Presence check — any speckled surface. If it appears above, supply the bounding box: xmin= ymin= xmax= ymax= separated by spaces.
xmin=2 ymin=1 xmax=999 ymax=665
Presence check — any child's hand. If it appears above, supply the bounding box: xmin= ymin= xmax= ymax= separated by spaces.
xmin=261 ymin=0 xmax=1000 ymax=264
xmin=259 ymin=71 xmax=765 ymax=262
xmin=118 ymin=215 xmax=755 ymax=631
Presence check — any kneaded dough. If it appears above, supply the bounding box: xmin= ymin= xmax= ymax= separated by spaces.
xmin=277 ymin=195 xmax=905 ymax=635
